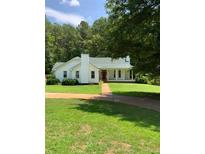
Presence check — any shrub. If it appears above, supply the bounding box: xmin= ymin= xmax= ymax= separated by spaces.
xmin=62 ymin=79 xmax=79 ymax=86
xmin=151 ymin=77 xmax=160 ymax=85
xmin=70 ymin=79 xmax=76 ymax=85
xmin=135 ymin=73 xmax=160 ymax=85
xmin=62 ymin=79 xmax=70 ymax=85
xmin=46 ymin=74 xmax=60 ymax=85
xmin=46 ymin=74 xmax=56 ymax=80
xmin=135 ymin=73 xmax=148 ymax=84
xmin=46 ymin=78 xmax=60 ymax=85
xmin=74 ymin=79 xmax=79 ymax=85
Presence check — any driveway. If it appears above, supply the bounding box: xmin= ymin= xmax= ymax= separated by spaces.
xmin=46 ymin=83 xmax=160 ymax=111
xmin=46 ymin=93 xmax=160 ymax=112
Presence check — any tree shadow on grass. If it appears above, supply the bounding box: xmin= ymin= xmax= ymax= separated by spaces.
xmin=112 ymin=91 xmax=160 ymax=100
xmin=74 ymin=99 xmax=160 ymax=132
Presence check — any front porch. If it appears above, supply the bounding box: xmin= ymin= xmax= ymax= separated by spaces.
xmin=99 ymin=69 xmax=135 ymax=82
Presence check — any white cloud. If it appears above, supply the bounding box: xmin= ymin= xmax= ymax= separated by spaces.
xmin=45 ymin=7 xmax=85 ymax=27
xmin=60 ymin=0 xmax=80 ymax=7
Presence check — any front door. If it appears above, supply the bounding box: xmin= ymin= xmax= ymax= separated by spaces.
xmin=101 ymin=70 xmax=107 ymax=82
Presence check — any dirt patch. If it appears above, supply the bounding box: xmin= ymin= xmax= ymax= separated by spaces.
xmin=97 ymin=140 xmax=104 ymax=145
xmin=138 ymin=139 xmax=160 ymax=153
xmin=78 ymin=124 xmax=92 ymax=135
xmin=105 ymin=149 xmax=114 ymax=154
xmin=105 ymin=141 xmax=131 ymax=154
xmin=111 ymin=141 xmax=131 ymax=150
xmin=70 ymin=143 xmax=87 ymax=151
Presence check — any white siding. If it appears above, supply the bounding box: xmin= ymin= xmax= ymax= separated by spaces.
xmin=54 ymin=65 xmax=69 ymax=82
xmin=53 ymin=60 xmax=80 ymax=82
xmin=71 ymin=64 xmax=81 ymax=83
xmin=88 ymin=64 xmax=99 ymax=83
xmin=54 ymin=63 xmax=99 ymax=83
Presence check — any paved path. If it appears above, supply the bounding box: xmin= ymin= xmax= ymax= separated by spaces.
xmin=101 ymin=83 xmax=112 ymax=95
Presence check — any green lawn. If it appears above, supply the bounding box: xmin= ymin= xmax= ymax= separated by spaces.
xmin=46 ymin=99 xmax=160 ymax=154
xmin=109 ymin=83 xmax=160 ymax=100
xmin=46 ymin=85 xmax=101 ymax=94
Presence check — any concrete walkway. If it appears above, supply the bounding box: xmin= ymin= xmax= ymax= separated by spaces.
xmin=101 ymin=83 xmax=112 ymax=95
xmin=46 ymin=83 xmax=159 ymax=111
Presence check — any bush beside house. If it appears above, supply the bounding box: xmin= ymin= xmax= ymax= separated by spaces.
xmin=46 ymin=74 xmax=60 ymax=85
xmin=135 ymin=73 xmax=160 ymax=85
xmin=62 ymin=79 xmax=79 ymax=86
xmin=46 ymin=74 xmax=79 ymax=86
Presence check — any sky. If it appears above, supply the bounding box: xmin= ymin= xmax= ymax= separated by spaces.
xmin=45 ymin=0 xmax=108 ymax=27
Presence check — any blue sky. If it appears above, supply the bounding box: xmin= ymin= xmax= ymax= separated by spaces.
xmin=45 ymin=0 xmax=107 ymax=27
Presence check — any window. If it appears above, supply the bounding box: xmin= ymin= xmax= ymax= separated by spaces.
xmin=114 ymin=70 xmax=116 ymax=78
xmin=118 ymin=70 xmax=121 ymax=78
xmin=76 ymin=71 xmax=79 ymax=78
xmin=63 ymin=71 xmax=67 ymax=78
xmin=130 ymin=70 xmax=132 ymax=79
xmin=91 ymin=71 xmax=95 ymax=79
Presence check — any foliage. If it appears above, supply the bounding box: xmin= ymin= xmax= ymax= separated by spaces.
xmin=46 ymin=74 xmax=60 ymax=85
xmin=45 ymin=18 xmax=82 ymax=74
xmin=62 ymin=79 xmax=79 ymax=86
xmin=46 ymin=99 xmax=160 ymax=153
xmin=135 ymin=73 xmax=160 ymax=85
xmin=105 ymin=0 xmax=160 ymax=75
xmin=46 ymin=78 xmax=60 ymax=85
xmin=46 ymin=74 xmax=56 ymax=80
xmin=135 ymin=73 xmax=149 ymax=84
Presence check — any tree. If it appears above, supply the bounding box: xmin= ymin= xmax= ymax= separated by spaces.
xmin=86 ymin=17 xmax=110 ymax=56
xmin=105 ymin=0 xmax=160 ymax=75
xmin=45 ymin=18 xmax=82 ymax=74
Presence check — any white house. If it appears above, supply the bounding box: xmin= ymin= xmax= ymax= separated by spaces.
xmin=52 ymin=54 xmax=134 ymax=84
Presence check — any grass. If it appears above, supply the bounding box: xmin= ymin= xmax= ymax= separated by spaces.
xmin=46 ymin=98 xmax=160 ymax=154
xmin=109 ymin=83 xmax=160 ymax=100
xmin=46 ymin=85 xmax=101 ymax=94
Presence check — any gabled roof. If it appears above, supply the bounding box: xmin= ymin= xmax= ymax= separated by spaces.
xmin=52 ymin=62 xmax=64 ymax=71
xmin=90 ymin=57 xmax=133 ymax=69
xmin=52 ymin=56 xmax=133 ymax=71
xmin=52 ymin=57 xmax=80 ymax=71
